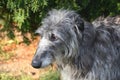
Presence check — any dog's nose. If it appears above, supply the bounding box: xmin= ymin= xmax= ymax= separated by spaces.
xmin=31 ymin=60 xmax=42 ymax=69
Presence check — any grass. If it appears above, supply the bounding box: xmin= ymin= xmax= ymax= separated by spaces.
xmin=0 ymin=39 xmax=60 ymax=80
xmin=0 ymin=70 xmax=60 ymax=80
xmin=0 ymin=73 xmax=15 ymax=80
xmin=0 ymin=73 xmax=32 ymax=80
xmin=39 ymin=70 xmax=60 ymax=80
xmin=0 ymin=47 xmax=14 ymax=61
xmin=0 ymin=42 xmax=15 ymax=61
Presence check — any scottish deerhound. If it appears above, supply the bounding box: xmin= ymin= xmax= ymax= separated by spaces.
xmin=31 ymin=9 xmax=120 ymax=80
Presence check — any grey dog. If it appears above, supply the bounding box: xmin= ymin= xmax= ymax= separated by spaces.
xmin=31 ymin=9 xmax=120 ymax=80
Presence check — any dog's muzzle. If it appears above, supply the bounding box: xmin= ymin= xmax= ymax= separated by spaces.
xmin=31 ymin=54 xmax=42 ymax=68
xmin=31 ymin=50 xmax=54 ymax=69
xmin=32 ymin=59 xmax=42 ymax=68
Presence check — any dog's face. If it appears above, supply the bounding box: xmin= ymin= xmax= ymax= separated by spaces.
xmin=31 ymin=10 xmax=84 ymax=68
xmin=32 ymin=26 xmax=73 ymax=68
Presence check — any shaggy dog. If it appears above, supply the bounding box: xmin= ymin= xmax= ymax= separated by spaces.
xmin=31 ymin=9 xmax=120 ymax=80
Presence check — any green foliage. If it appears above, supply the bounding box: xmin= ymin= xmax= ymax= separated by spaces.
xmin=79 ymin=0 xmax=120 ymax=21
xmin=0 ymin=0 xmax=119 ymax=39
xmin=13 ymin=9 xmax=26 ymax=28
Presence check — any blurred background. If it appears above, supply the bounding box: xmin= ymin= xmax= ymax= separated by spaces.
xmin=0 ymin=0 xmax=120 ymax=80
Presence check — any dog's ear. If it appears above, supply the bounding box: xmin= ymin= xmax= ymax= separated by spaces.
xmin=68 ymin=12 xmax=84 ymax=32
xmin=74 ymin=15 xmax=84 ymax=32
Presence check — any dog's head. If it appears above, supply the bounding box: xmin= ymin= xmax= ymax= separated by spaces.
xmin=31 ymin=9 xmax=94 ymax=68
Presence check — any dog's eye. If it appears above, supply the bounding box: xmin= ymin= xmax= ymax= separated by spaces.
xmin=50 ymin=33 xmax=58 ymax=41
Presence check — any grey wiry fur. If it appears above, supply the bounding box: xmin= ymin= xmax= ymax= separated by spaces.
xmin=31 ymin=9 xmax=120 ymax=80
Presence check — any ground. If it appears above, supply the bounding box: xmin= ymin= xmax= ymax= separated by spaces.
xmin=0 ymin=33 xmax=57 ymax=80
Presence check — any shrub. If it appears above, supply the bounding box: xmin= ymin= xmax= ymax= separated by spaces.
xmin=0 ymin=0 xmax=119 ymax=39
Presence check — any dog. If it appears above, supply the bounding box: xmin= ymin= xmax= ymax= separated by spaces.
xmin=31 ymin=9 xmax=120 ymax=80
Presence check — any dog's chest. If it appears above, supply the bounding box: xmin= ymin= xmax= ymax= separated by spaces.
xmin=60 ymin=65 xmax=84 ymax=80
xmin=60 ymin=65 xmax=95 ymax=80
xmin=60 ymin=65 xmax=74 ymax=80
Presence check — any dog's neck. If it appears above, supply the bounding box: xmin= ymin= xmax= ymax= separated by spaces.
xmin=58 ymin=62 xmax=89 ymax=80
xmin=57 ymin=58 xmax=86 ymax=80
xmin=60 ymin=64 xmax=78 ymax=80
xmin=57 ymin=46 xmax=95 ymax=80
